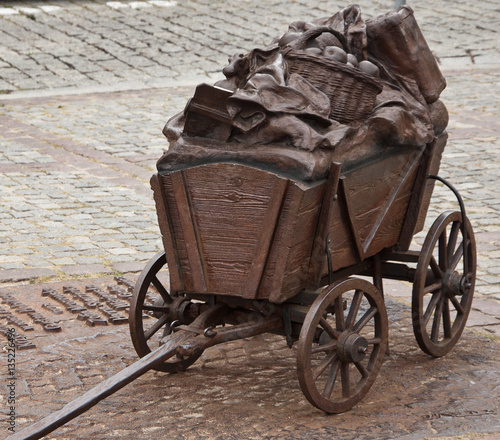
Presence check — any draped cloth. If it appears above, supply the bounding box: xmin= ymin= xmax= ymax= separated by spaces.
xmin=160 ymin=4 xmax=443 ymax=181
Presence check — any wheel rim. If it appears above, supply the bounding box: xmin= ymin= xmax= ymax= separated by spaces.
xmin=129 ymin=251 xmax=202 ymax=372
xmin=412 ymin=211 xmax=476 ymax=357
xmin=297 ymin=278 xmax=388 ymax=413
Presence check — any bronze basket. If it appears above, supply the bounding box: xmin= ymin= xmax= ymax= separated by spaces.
xmin=283 ymin=26 xmax=383 ymax=124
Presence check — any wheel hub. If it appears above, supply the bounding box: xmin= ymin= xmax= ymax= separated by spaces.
xmin=337 ymin=331 xmax=368 ymax=363
xmin=442 ymin=270 xmax=469 ymax=297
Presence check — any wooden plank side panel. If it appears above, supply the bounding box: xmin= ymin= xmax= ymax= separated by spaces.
xmin=292 ymin=181 xmax=327 ymax=246
xmin=345 ymin=151 xmax=414 ymax=244
xmin=258 ymin=182 xmax=304 ymax=301
xmin=362 ymin=148 xmax=424 ymax=256
xmin=267 ymin=181 xmax=325 ymax=303
xmin=412 ymin=132 xmax=448 ymax=236
xmin=344 ymin=155 xmax=408 ymax=216
xmin=243 ymin=178 xmax=288 ymax=297
xmin=153 ymin=144 xmax=429 ymax=301
xmin=151 ymin=174 xmax=184 ymax=292
xmin=171 ymin=171 xmax=208 ymax=293
xmin=328 ymin=196 xmax=359 ymax=273
xmin=280 ymin=238 xmax=319 ymax=299
xmin=160 ymin=174 xmax=195 ymax=292
xmin=355 ymin=206 xmax=382 ymax=246
xmin=320 ymin=148 xmax=423 ymax=277
xmin=364 ymin=192 xmax=412 ymax=256
xmin=292 ymin=201 xmax=325 ymax=246
xmin=182 ymin=163 xmax=287 ymax=297
xmin=397 ymin=140 xmax=438 ymax=250
xmin=336 ymin=177 xmax=364 ymax=261
xmin=370 ymin=147 xmax=429 ymax=254
xmin=281 ymin=187 xmax=357 ymax=293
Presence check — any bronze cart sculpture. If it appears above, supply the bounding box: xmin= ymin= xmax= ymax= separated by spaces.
xmin=10 ymin=5 xmax=476 ymax=439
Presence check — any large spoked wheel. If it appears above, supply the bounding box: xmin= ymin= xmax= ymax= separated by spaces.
xmin=129 ymin=251 xmax=202 ymax=372
xmin=412 ymin=211 xmax=476 ymax=357
xmin=297 ymin=278 xmax=389 ymax=414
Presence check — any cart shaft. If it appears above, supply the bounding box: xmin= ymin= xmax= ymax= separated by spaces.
xmin=8 ymin=331 xmax=192 ymax=440
xmin=10 ymin=306 xmax=283 ymax=440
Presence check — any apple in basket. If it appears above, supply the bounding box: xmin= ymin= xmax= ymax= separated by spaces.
xmin=358 ymin=60 xmax=380 ymax=77
xmin=323 ymin=46 xmax=348 ymax=63
xmin=347 ymin=53 xmax=358 ymax=67
xmin=304 ymin=47 xmax=323 ymax=56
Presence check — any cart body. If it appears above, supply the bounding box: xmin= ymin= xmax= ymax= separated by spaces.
xmin=152 ymin=133 xmax=447 ymax=303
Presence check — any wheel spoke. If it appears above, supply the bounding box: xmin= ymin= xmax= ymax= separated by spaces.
xmin=431 ymin=298 xmax=444 ymax=342
xmin=354 ymin=360 xmax=369 ymax=378
xmin=353 ymin=306 xmax=377 ymax=333
xmin=142 ymin=304 xmax=170 ymax=312
xmin=345 ymin=290 xmax=364 ymax=330
xmin=313 ymin=351 xmax=337 ymax=381
xmin=447 ymin=221 xmax=460 ymax=265
xmin=449 ymin=294 xmax=465 ymax=315
xmin=319 ymin=317 xmax=341 ymax=340
xmin=449 ymin=240 xmax=464 ymax=271
xmin=442 ymin=299 xmax=452 ymax=339
xmin=424 ymin=281 xmax=442 ymax=295
xmin=341 ymin=362 xmax=351 ymax=398
xmin=439 ymin=230 xmax=448 ymax=271
xmin=423 ymin=291 xmax=441 ymax=326
xmin=334 ymin=295 xmax=345 ymax=331
xmin=144 ymin=314 xmax=170 ymax=341
xmin=429 ymin=256 xmax=443 ymax=279
xmin=322 ymin=358 xmax=340 ymax=398
xmin=311 ymin=340 xmax=337 ymax=354
xmin=366 ymin=337 xmax=381 ymax=345
xmin=151 ymin=276 xmax=172 ymax=304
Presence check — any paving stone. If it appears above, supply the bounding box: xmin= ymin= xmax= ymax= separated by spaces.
xmin=467 ymin=309 xmax=500 ymax=327
xmin=112 ymin=261 xmax=148 ymax=273
xmin=0 ymin=268 xmax=57 ymax=282
xmin=59 ymin=264 xmax=112 ymax=276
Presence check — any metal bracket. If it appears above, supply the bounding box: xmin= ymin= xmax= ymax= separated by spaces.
xmin=428 ymin=175 xmax=469 ymax=276
xmin=203 ymin=326 xmax=217 ymax=338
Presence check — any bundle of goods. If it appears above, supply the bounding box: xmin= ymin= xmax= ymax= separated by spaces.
xmin=160 ymin=5 xmax=448 ymax=182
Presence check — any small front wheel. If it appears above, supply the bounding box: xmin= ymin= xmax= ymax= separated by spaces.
xmin=412 ymin=211 xmax=476 ymax=357
xmin=129 ymin=251 xmax=203 ymax=372
xmin=297 ymin=278 xmax=388 ymax=413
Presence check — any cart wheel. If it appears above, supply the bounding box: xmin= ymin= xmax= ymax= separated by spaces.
xmin=297 ymin=278 xmax=388 ymax=414
xmin=412 ymin=211 xmax=476 ymax=357
xmin=129 ymin=251 xmax=203 ymax=372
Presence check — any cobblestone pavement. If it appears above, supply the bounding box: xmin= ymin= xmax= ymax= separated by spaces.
xmin=0 ymin=0 xmax=499 ymax=439
xmin=0 ymin=0 xmax=498 ymax=95
xmin=0 ymin=277 xmax=499 ymax=440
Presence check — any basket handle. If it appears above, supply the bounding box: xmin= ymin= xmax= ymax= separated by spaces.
xmin=284 ymin=26 xmax=348 ymax=52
